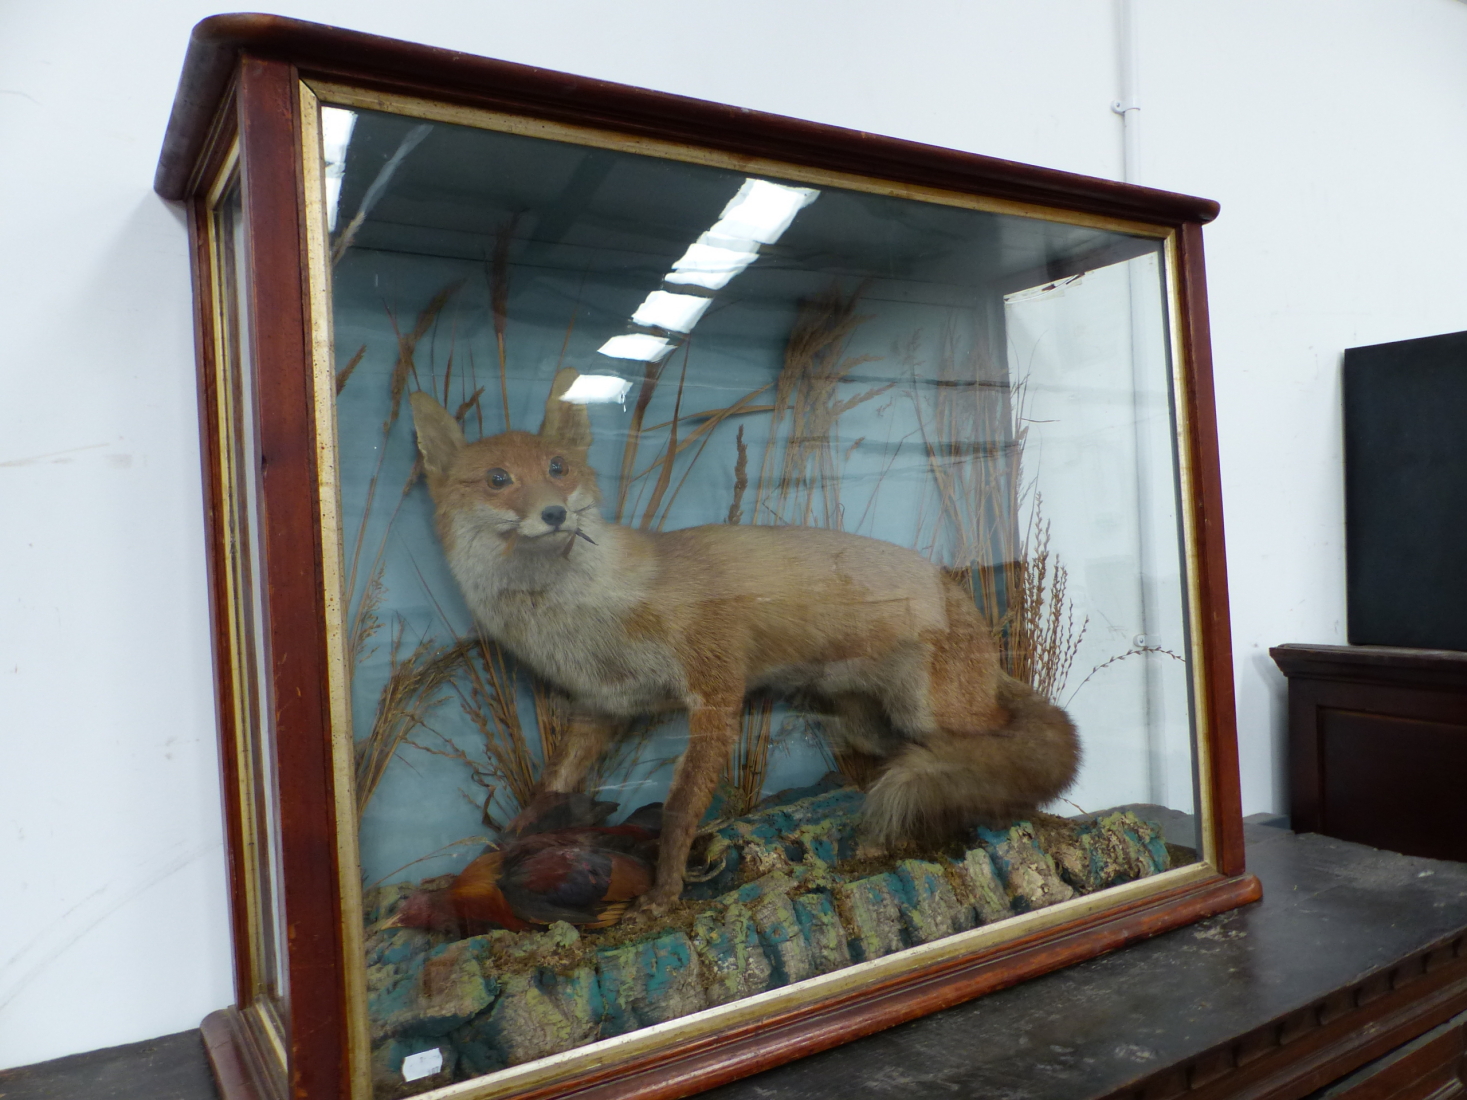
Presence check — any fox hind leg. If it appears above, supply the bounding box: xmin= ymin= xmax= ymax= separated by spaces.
xmin=862 ymin=586 xmax=1078 ymax=844
xmin=863 ymin=674 xmax=1080 ymax=845
xmin=635 ymin=689 xmax=743 ymax=916
xmin=814 ymin=692 xmax=897 ymax=758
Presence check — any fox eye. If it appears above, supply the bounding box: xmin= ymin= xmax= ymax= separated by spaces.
xmin=486 ymin=468 xmax=511 ymax=489
xmin=548 ymin=456 xmax=566 ymax=478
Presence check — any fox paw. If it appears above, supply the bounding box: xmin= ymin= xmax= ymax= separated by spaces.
xmin=627 ymin=887 xmax=679 ymax=923
xmin=854 ymin=838 xmax=892 ymax=861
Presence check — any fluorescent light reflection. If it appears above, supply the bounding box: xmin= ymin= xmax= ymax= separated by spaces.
xmin=714 ymin=179 xmax=820 ymax=245
xmin=665 ymin=235 xmax=761 ymax=290
xmin=630 ymin=290 xmax=713 ymax=332
xmin=560 ymin=374 xmax=634 ymax=405
xmin=663 ymin=180 xmax=819 ymax=289
xmin=599 ymin=179 xmax=819 ymax=358
xmin=597 ymin=334 xmax=675 ymax=361
xmin=320 ymin=107 xmax=358 ymax=231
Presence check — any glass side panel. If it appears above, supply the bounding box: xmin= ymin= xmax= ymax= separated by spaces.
xmin=315 ymin=102 xmax=1199 ymax=1096
xmin=1003 ymin=261 xmax=1195 ymax=813
xmin=213 ymin=178 xmax=290 ymax=1013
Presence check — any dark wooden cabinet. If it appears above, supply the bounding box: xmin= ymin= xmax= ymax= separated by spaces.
xmin=1308 ymin=1010 xmax=1466 ymax=1100
xmin=1271 ymin=643 xmax=1467 ymax=863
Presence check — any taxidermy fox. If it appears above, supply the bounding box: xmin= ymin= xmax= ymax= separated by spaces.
xmin=410 ymin=369 xmax=1079 ymax=915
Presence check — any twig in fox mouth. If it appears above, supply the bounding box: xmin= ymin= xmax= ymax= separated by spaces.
xmin=558 ymin=526 xmax=597 ymax=559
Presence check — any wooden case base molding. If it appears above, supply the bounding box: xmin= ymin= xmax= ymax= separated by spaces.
xmin=559 ymin=874 xmax=1260 ymax=1100
xmin=202 ymin=1006 xmax=286 ymax=1100
xmin=202 ymin=872 xmax=1260 ymax=1100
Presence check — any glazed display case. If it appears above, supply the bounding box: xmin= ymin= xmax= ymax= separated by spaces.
xmin=156 ymin=15 xmax=1258 ymax=1100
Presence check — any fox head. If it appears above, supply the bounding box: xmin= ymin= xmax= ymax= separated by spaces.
xmin=409 ymin=368 xmax=601 ymax=548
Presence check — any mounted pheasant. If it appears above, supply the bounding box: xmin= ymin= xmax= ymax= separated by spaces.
xmin=385 ymin=795 xmax=662 ymax=936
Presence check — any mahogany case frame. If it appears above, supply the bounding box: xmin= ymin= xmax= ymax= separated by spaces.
xmin=157 ymin=14 xmax=1258 ymax=1100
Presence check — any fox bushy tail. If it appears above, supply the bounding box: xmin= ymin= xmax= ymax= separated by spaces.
xmin=862 ymin=674 xmax=1081 ymax=844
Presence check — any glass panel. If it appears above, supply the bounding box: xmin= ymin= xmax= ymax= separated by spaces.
xmin=213 ymin=177 xmax=290 ymax=1011
xmin=1003 ymin=259 xmax=1195 ymax=815
xmin=317 ymin=103 xmax=1199 ymax=1096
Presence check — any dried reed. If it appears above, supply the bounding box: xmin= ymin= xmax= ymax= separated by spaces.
xmin=1003 ymin=508 xmax=1087 ymax=701
xmin=353 ymin=623 xmax=467 ymax=814
xmin=614 ymin=356 xmax=666 ymax=523
xmin=629 ymin=388 xmax=771 ymax=529
xmin=486 ymin=217 xmax=518 ymax=430
xmin=435 ymin=631 xmax=668 ymax=828
xmin=344 ymin=282 xmax=461 ymax=667
xmin=754 ymin=284 xmax=889 ymax=528
xmin=335 ymin=344 xmax=366 ymax=395
xmin=639 ymin=351 xmax=688 ymax=530
xmin=725 ymin=425 xmax=748 ymax=525
xmin=912 ymin=325 xmax=1023 ymax=630
xmin=725 ymin=698 xmax=775 ymax=817
xmin=450 ymin=631 xmax=544 ymax=818
xmin=913 ymin=324 xmax=1088 ymax=700
xmin=1064 ymin=643 xmax=1186 ymax=708
xmin=716 ymin=285 xmax=885 ymax=792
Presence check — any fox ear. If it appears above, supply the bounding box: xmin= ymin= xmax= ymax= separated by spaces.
xmin=409 ymin=391 xmax=466 ymax=478
xmin=540 ymin=368 xmax=593 ymax=451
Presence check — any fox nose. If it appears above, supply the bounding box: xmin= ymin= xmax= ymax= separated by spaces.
xmin=541 ymin=505 xmax=567 ymax=528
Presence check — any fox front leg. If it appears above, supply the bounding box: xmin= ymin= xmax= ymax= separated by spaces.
xmin=542 ymin=712 xmax=615 ymax=791
xmin=634 ymin=693 xmax=742 ymax=917
xmin=505 ymin=712 xmax=614 ymax=836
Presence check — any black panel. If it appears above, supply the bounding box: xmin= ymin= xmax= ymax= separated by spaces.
xmin=1344 ymin=330 xmax=1467 ymax=650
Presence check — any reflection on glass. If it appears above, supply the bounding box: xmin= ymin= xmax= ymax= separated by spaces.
xmin=321 ymin=106 xmax=1197 ymax=1095
xmin=215 ymin=179 xmax=290 ymax=1008
xmin=321 ymin=106 xmax=358 ymax=231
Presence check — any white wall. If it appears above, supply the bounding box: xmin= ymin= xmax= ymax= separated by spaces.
xmin=1136 ymin=0 xmax=1467 ymax=810
xmin=4 ymin=0 xmax=1466 ymax=1069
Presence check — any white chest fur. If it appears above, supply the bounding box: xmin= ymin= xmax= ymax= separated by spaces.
xmin=444 ymin=512 xmax=683 ymax=715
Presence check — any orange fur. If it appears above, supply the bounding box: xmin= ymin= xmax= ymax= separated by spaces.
xmin=410 ymin=371 xmax=1080 ymax=913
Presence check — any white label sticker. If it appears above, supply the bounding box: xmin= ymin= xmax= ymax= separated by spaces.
xmin=401 ymin=1048 xmax=443 ymax=1082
